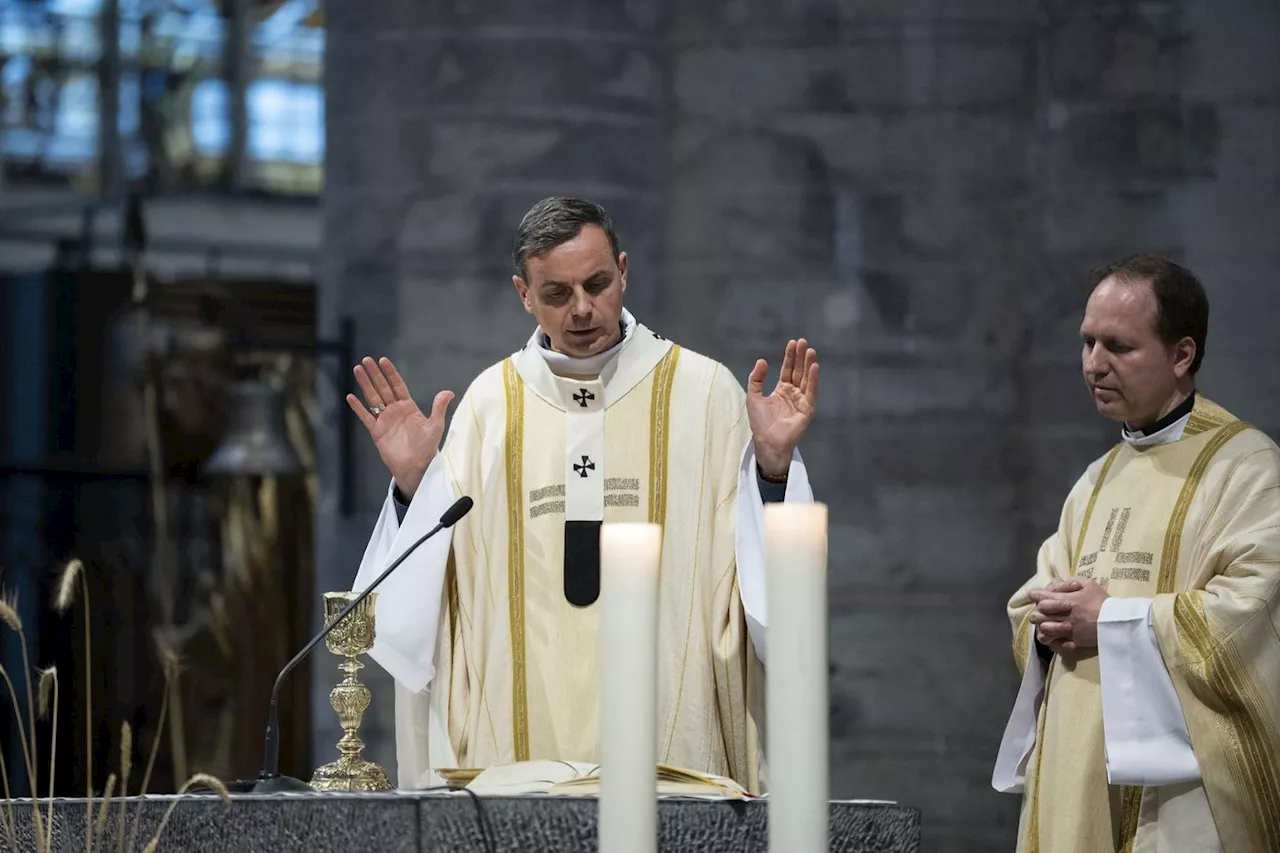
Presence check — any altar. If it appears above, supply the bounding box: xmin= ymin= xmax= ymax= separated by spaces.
xmin=0 ymin=792 xmax=920 ymax=852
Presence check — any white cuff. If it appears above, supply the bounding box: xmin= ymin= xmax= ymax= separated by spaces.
xmin=1098 ymin=597 xmax=1200 ymax=786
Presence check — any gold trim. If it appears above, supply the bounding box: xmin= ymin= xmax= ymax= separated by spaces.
xmin=1157 ymin=421 xmax=1250 ymax=594
xmin=1182 ymin=397 xmax=1234 ymax=437
xmin=503 ymin=359 xmax=530 ymax=761
xmin=1117 ymin=785 xmax=1143 ymax=851
xmin=1013 ymin=612 xmax=1032 ymax=675
xmin=1072 ymin=445 xmax=1123 ymax=571
xmin=446 ymin=551 xmax=460 ymax=649
xmin=648 ymin=346 xmax=681 ymax=524
xmin=1025 ymin=656 xmax=1054 ymax=853
xmin=1175 ymin=590 xmax=1280 ymax=848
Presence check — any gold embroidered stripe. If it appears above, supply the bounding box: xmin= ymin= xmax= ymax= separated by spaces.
xmin=1117 ymin=785 xmax=1143 ymax=851
xmin=1157 ymin=421 xmax=1251 ymax=594
xmin=648 ymin=346 xmax=680 ymax=525
xmin=1026 ymin=656 xmax=1057 ymax=852
xmin=1175 ymin=594 xmax=1280 ymax=849
xmin=502 ymin=359 xmax=530 ymax=761
xmin=1013 ymin=612 xmax=1032 ymax=675
xmin=1072 ymin=445 xmax=1123 ymax=570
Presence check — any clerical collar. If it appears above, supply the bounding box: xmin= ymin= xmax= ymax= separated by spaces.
xmin=533 ymin=308 xmax=637 ymax=377
xmin=1121 ymin=392 xmax=1196 ymax=447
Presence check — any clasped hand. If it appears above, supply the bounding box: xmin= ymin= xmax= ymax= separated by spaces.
xmin=1028 ymin=578 xmax=1109 ymax=654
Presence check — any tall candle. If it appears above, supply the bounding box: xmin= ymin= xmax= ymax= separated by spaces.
xmin=764 ymin=503 xmax=829 ymax=853
xmin=599 ymin=522 xmax=661 ymax=853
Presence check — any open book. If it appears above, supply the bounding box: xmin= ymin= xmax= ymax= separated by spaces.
xmin=435 ymin=760 xmax=751 ymax=799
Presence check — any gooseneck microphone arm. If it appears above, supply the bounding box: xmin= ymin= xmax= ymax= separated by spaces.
xmin=256 ymin=495 xmax=474 ymax=789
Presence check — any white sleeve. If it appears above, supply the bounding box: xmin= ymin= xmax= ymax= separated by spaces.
xmin=351 ymin=453 xmax=458 ymax=693
xmin=733 ymin=440 xmax=815 ymax=663
xmin=992 ymin=631 xmax=1047 ymax=794
xmin=1098 ymin=597 xmax=1201 ymax=786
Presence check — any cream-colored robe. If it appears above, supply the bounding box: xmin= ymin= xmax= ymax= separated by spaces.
xmin=1004 ymin=396 xmax=1280 ymax=853
xmin=353 ymin=320 xmax=812 ymax=794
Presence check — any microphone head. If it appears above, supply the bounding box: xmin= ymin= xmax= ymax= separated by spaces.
xmin=440 ymin=496 xmax=474 ymax=528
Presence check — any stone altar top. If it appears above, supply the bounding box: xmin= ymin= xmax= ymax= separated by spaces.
xmin=2 ymin=791 xmax=920 ymax=853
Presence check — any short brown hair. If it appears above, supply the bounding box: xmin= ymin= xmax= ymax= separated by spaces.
xmin=512 ymin=197 xmax=621 ymax=281
xmin=1089 ymin=254 xmax=1210 ymax=375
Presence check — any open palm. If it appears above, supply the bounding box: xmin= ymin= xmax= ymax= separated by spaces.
xmin=746 ymin=339 xmax=819 ymax=471
xmin=346 ymin=356 xmax=454 ymax=498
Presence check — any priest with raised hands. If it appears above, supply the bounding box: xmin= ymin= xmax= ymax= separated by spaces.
xmin=993 ymin=254 xmax=1280 ymax=853
xmin=346 ymin=196 xmax=820 ymax=793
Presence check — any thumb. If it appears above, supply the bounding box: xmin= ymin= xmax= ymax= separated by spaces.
xmin=430 ymin=390 xmax=455 ymax=421
xmin=747 ymin=360 xmax=767 ymax=397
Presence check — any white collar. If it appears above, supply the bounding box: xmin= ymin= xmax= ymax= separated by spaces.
xmin=1121 ymin=411 xmax=1192 ymax=448
xmin=531 ymin=308 xmax=637 ymax=377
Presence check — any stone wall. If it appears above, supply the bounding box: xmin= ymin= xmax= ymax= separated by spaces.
xmin=319 ymin=2 xmax=1280 ymax=848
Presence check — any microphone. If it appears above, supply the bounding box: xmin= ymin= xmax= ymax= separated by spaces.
xmin=250 ymin=495 xmax=474 ymax=793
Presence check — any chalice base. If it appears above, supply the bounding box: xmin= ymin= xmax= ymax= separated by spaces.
xmin=310 ymin=758 xmax=391 ymax=792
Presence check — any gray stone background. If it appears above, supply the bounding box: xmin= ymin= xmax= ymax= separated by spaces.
xmin=314 ymin=2 xmax=1280 ymax=850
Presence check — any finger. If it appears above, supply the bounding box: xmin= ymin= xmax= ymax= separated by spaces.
xmin=791 ymin=339 xmax=808 ymax=386
xmin=1029 ymin=611 xmax=1047 ymax=625
xmin=747 ymin=360 xmax=767 ymax=397
xmin=1027 ymin=589 xmax=1051 ymax=603
xmin=1037 ymin=600 xmax=1073 ymax=616
xmin=803 ymin=360 xmax=819 ymax=407
xmin=1038 ymin=621 xmax=1072 ymax=639
xmin=429 ymin=390 xmax=455 ymax=422
xmin=380 ymin=357 xmax=412 ymax=402
xmin=353 ymin=363 xmax=383 ymax=407
xmin=345 ymin=393 xmax=377 ymax=431
xmin=1053 ymin=640 xmax=1077 ymax=653
xmin=364 ymin=356 xmax=396 ymax=403
xmin=1047 ymin=578 xmax=1083 ymax=592
xmin=778 ymin=340 xmax=797 ymax=387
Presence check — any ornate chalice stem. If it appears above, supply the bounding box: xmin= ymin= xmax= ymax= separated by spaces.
xmin=310 ymin=592 xmax=391 ymax=791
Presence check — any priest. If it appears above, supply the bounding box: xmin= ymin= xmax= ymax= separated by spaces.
xmin=993 ymin=254 xmax=1280 ymax=852
xmin=346 ymin=196 xmax=819 ymax=793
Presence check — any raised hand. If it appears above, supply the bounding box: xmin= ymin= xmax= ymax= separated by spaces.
xmin=746 ymin=338 xmax=819 ymax=478
xmin=346 ymin=356 xmax=454 ymax=499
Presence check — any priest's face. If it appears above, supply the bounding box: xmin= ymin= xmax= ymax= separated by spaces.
xmin=513 ymin=224 xmax=628 ymax=358
xmin=1080 ymin=276 xmax=1194 ymax=427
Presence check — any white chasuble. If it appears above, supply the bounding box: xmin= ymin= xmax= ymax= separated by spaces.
xmin=352 ymin=320 xmax=812 ymax=794
xmin=1000 ymin=397 xmax=1280 ymax=853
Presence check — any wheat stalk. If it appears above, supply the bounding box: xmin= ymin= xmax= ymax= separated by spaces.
xmin=53 ymin=557 xmax=94 ymax=853
xmin=141 ymin=772 xmax=230 ymax=852
xmin=94 ymin=772 xmax=116 ymax=847
xmin=0 ymin=590 xmax=44 ymax=844
xmin=37 ymin=666 xmax=58 ymax=852
xmin=113 ymin=721 xmax=134 ymax=853
xmin=126 ymin=639 xmax=180 ymax=853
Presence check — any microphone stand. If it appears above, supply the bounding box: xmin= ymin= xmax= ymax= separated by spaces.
xmin=250 ymin=497 xmax=470 ymax=793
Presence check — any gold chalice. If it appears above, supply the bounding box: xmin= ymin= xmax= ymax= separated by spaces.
xmin=309 ymin=591 xmax=392 ymax=791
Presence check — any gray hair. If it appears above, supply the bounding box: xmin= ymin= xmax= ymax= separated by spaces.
xmin=512 ymin=197 xmax=621 ymax=280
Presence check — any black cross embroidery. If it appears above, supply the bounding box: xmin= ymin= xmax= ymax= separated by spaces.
xmin=574 ymin=455 xmax=595 ymax=478
xmin=651 ymin=331 xmax=665 ymax=340
xmin=573 ymin=388 xmax=595 ymax=408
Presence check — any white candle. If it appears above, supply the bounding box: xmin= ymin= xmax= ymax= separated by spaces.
xmin=599 ymin=522 xmax=661 ymax=853
xmin=764 ymin=503 xmax=829 ymax=853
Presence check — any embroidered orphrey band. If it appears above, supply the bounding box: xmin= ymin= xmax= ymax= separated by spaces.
xmin=648 ymin=346 xmax=681 ymax=526
xmin=502 ymin=359 xmax=530 ymax=761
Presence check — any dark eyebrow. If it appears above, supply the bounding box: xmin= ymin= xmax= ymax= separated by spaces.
xmin=538 ymin=270 xmax=612 ymax=289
